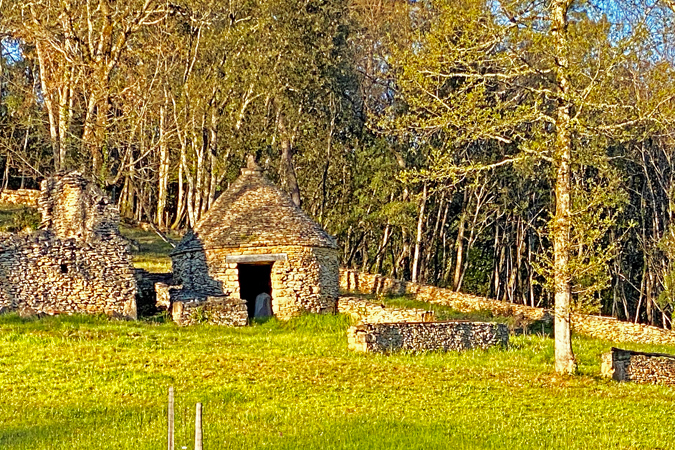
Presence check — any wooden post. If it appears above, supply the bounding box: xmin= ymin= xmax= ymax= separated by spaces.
xmin=168 ymin=387 xmax=174 ymax=450
xmin=194 ymin=403 xmax=203 ymax=450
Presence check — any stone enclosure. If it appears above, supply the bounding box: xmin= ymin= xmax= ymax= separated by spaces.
xmin=340 ymin=269 xmax=675 ymax=346
xmin=168 ymin=157 xmax=339 ymax=325
xmin=0 ymin=172 xmax=137 ymax=319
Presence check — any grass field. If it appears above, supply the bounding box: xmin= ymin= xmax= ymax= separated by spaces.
xmin=1 ymin=313 xmax=675 ymax=450
xmin=0 ymin=207 xmax=674 ymax=449
xmin=119 ymin=225 xmax=179 ymax=273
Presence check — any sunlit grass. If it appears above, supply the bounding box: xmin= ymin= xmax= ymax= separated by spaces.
xmin=119 ymin=225 xmax=180 ymax=273
xmin=1 ymin=313 xmax=674 ymax=449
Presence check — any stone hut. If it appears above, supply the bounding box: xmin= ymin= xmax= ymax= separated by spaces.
xmin=0 ymin=172 xmax=137 ymax=318
xmin=170 ymin=157 xmax=339 ymax=322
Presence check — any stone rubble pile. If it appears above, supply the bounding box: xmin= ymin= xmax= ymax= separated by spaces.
xmin=348 ymin=321 xmax=509 ymax=353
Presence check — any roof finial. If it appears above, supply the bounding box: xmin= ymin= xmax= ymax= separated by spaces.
xmin=242 ymin=155 xmax=262 ymax=175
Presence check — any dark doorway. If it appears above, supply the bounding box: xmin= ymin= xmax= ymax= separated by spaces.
xmin=238 ymin=263 xmax=273 ymax=318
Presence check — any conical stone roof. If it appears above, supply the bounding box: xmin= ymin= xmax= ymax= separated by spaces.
xmin=172 ymin=159 xmax=338 ymax=254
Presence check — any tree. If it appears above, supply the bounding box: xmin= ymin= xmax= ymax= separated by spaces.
xmin=377 ymin=0 xmax=675 ymax=373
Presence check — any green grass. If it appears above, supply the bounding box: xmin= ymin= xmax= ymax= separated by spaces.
xmin=0 ymin=203 xmax=40 ymax=232
xmin=119 ymin=225 xmax=180 ymax=273
xmin=1 ymin=313 xmax=675 ymax=450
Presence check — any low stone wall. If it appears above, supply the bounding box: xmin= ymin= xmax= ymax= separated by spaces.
xmin=171 ymin=293 xmax=248 ymax=327
xmin=601 ymin=347 xmax=675 ymax=385
xmin=0 ymin=189 xmax=40 ymax=206
xmin=348 ymin=321 xmax=509 ymax=353
xmin=340 ymin=269 xmax=549 ymax=321
xmin=340 ymin=269 xmax=675 ymax=346
xmin=337 ymin=296 xmax=434 ymax=324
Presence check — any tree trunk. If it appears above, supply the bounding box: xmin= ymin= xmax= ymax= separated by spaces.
xmin=277 ymin=113 xmax=301 ymax=207
xmin=157 ymin=103 xmax=170 ymax=228
xmin=411 ymin=183 xmax=427 ymax=283
xmin=453 ymin=190 xmax=468 ymax=290
xmin=551 ymin=0 xmax=577 ymax=375
xmin=35 ymin=41 xmax=61 ymax=170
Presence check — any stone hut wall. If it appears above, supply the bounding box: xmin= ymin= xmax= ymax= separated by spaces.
xmin=347 ymin=321 xmax=509 ymax=353
xmin=340 ymin=269 xmax=675 ymax=346
xmin=172 ymin=245 xmax=339 ymax=320
xmin=601 ymin=347 xmax=675 ymax=385
xmin=0 ymin=231 xmax=137 ymax=318
xmin=337 ymin=296 xmax=434 ymax=324
xmin=0 ymin=189 xmax=40 ymax=206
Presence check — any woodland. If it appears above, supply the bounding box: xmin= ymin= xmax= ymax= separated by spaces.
xmin=3 ymin=0 xmax=675 ymax=356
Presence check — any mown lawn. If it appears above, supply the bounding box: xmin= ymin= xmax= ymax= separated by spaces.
xmin=1 ymin=313 xmax=675 ymax=450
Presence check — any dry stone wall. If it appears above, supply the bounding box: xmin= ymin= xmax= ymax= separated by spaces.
xmin=172 ymin=245 xmax=339 ymax=320
xmin=601 ymin=347 xmax=675 ymax=385
xmin=171 ymin=294 xmax=247 ymax=327
xmin=338 ymin=296 xmax=434 ymax=324
xmin=0 ymin=172 xmax=137 ymax=319
xmin=340 ymin=269 xmax=675 ymax=346
xmin=340 ymin=269 xmax=549 ymax=321
xmin=0 ymin=231 xmax=136 ymax=318
xmin=348 ymin=321 xmax=509 ymax=353
xmin=0 ymin=189 xmax=40 ymax=206
xmin=39 ymin=172 xmax=120 ymax=241
xmin=571 ymin=314 xmax=675 ymax=346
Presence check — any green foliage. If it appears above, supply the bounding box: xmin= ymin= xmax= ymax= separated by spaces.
xmin=1 ymin=314 xmax=675 ymax=449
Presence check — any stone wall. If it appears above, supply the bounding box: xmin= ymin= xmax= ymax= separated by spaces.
xmin=337 ymin=296 xmax=434 ymax=324
xmin=134 ymin=270 xmax=172 ymax=315
xmin=340 ymin=269 xmax=675 ymax=346
xmin=39 ymin=172 xmax=119 ymax=241
xmin=0 ymin=231 xmax=137 ymax=318
xmin=172 ymin=245 xmax=339 ymax=320
xmin=571 ymin=313 xmax=675 ymax=346
xmin=0 ymin=172 xmax=137 ymax=320
xmin=0 ymin=189 xmax=40 ymax=206
xmin=601 ymin=347 xmax=675 ymax=385
xmin=348 ymin=321 xmax=509 ymax=353
xmin=170 ymin=294 xmax=248 ymax=327
xmin=340 ymin=269 xmax=550 ymax=321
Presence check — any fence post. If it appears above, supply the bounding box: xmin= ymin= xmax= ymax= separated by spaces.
xmin=168 ymin=387 xmax=174 ymax=450
xmin=195 ymin=403 xmax=203 ymax=450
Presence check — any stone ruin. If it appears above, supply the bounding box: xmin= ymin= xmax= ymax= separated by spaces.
xmin=166 ymin=157 xmax=339 ymax=325
xmin=0 ymin=172 xmax=137 ymax=319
